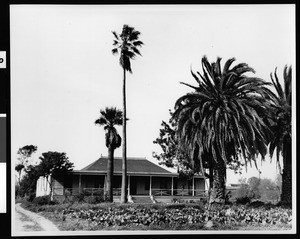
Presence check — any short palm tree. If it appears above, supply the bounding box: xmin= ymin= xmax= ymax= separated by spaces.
xmin=95 ymin=107 xmax=122 ymax=202
xmin=173 ymin=56 xmax=275 ymax=204
xmin=269 ymin=66 xmax=292 ymax=205
xmin=112 ymin=24 xmax=143 ymax=203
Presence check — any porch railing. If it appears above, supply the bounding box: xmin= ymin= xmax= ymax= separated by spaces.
xmin=57 ymin=187 xmax=123 ymax=196
xmin=62 ymin=188 xmax=104 ymax=196
xmin=56 ymin=187 xmax=208 ymax=198
xmin=151 ymin=188 xmax=208 ymax=198
xmin=113 ymin=188 xmax=121 ymax=196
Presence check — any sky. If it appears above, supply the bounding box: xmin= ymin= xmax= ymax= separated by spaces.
xmin=10 ymin=4 xmax=295 ymax=184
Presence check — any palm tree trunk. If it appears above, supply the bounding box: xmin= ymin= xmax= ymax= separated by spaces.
xmin=209 ymin=159 xmax=226 ymax=205
xmin=18 ymin=171 xmax=22 ymax=185
xmin=106 ymin=146 xmax=114 ymax=202
xmin=208 ymin=159 xmax=213 ymax=198
xmin=121 ymin=67 xmax=127 ymax=203
xmin=281 ymin=137 xmax=292 ymax=206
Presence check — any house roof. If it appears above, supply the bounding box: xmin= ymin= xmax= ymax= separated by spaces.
xmin=75 ymin=156 xmax=178 ymax=177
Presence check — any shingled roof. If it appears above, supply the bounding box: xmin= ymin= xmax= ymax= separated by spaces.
xmin=77 ymin=156 xmax=177 ymax=176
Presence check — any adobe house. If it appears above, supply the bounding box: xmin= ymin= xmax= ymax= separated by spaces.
xmin=36 ymin=156 xmax=208 ymax=203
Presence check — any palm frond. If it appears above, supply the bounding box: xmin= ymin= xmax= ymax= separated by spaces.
xmin=95 ymin=117 xmax=107 ymax=126
xmin=131 ymin=46 xmax=142 ymax=56
xmin=112 ymin=48 xmax=119 ymax=55
xmin=112 ymin=31 xmax=119 ymax=40
xmin=229 ymin=63 xmax=255 ymax=76
xmin=222 ymin=58 xmax=235 ymax=75
xmin=270 ymin=68 xmax=285 ymax=100
xmin=129 ymin=30 xmax=141 ymax=41
xmin=133 ymin=40 xmax=144 ymax=46
xmin=180 ymin=82 xmax=199 ymax=91
xmin=112 ymin=40 xmax=119 ymax=46
xmin=283 ymin=65 xmax=292 ymax=106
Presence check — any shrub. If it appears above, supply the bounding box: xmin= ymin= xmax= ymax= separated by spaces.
xmin=200 ymin=197 xmax=208 ymax=204
xmin=235 ymin=196 xmax=251 ymax=205
xmin=88 ymin=195 xmax=106 ymax=204
xmin=60 ymin=203 xmax=292 ymax=229
xmin=166 ymin=203 xmax=186 ymax=210
xmin=248 ymin=200 xmax=266 ymax=208
xmin=171 ymin=198 xmax=183 ymax=204
xmin=225 ymin=191 xmax=232 ymax=204
xmin=27 ymin=192 xmax=36 ymax=202
xmin=73 ymin=190 xmax=108 ymax=203
xmin=32 ymin=195 xmax=58 ymax=205
xmin=75 ymin=192 xmax=86 ymax=202
xmin=232 ymin=183 xmax=253 ymax=199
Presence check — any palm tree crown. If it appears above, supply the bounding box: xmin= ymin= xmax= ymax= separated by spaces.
xmin=112 ymin=24 xmax=144 ymax=73
xmin=173 ymin=56 xmax=275 ymax=169
xmin=95 ymin=107 xmax=122 ymax=149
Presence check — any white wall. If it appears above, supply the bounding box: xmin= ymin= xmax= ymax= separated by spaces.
xmin=36 ymin=175 xmax=51 ymax=197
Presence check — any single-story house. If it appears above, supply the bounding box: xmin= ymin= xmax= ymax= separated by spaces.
xmin=36 ymin=156 xmax=208 ymax=202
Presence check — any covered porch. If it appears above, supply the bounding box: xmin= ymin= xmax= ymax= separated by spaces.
xmin=59 ymin=172 xmax=207 ymax=198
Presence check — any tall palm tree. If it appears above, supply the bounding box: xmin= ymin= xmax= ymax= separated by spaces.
xmin=269 ymin=66 xmax=292 ymax=205
xmin=95 ymin=107 xmax=122 ymax=202
xmin=173 ymin=56 xmax=275 ymax=205
xmin=112 ymin=24 xmax=143 ymax=203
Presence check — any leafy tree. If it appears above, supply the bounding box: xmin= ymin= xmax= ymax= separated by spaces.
xmin=17 ymin=164 xmax=41 ymax=201
xmin=173 ymin=56 xmax=275 ymax=205
xmin=15 ymin=164 xmax=25 ymax=185
xmin=112 ymin=24 xmax=143 ymax=203
xmin=95 ymin=107 xmax=122 ymax=202
xmin=153 ymin=111 xmax=195 ymax=172
xmin=247 ymin=176 xmax=260 ymax=199
xmin=274 ymin=174 xmax=282 ymax=191
xmin=15 ymin=145 xmax=38 ymax=183
xmin=233 ymin=176 xmax=281 ymax=203
xmin=153 ymin=110 xmax=214 ymax=194
xmin=38 ymin=151 xmax=74 ymax=198
xmin=233 ymin=178 xmax=252 ymax=204
xmin=269 ymin=66 xmax=292 ymax=205
xmin=258 ymin=178 xmax=281 ymax=202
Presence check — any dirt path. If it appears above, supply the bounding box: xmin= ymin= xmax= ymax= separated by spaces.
xmin=15 ymin=203 xmax=59 ymax=231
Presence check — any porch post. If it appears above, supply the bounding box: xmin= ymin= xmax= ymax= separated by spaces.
xmin=79 ymin=174 xmax=82 ymax=193
xmin=128 ymin=175 xmax=130 ymax=196
xmin=192 ymin=177 xmax=195 ymax=196
xmin=149 ymin=176 xmax=152 ymax=196
xmin=171 ymin=177 xmax=174 ymax=196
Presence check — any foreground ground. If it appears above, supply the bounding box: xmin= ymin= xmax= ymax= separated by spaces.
xmin=17 ymin=199 xmax=293 ymax=232
xmin=15 ymin=203 xmax=59 ymax=232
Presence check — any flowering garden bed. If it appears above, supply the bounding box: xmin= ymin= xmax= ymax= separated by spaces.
xmin=21 ymin=200 xmax=293 ymax=231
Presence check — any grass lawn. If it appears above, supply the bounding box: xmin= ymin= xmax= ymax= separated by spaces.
xmin=19 ymin=199 xmax=293 ymax=231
